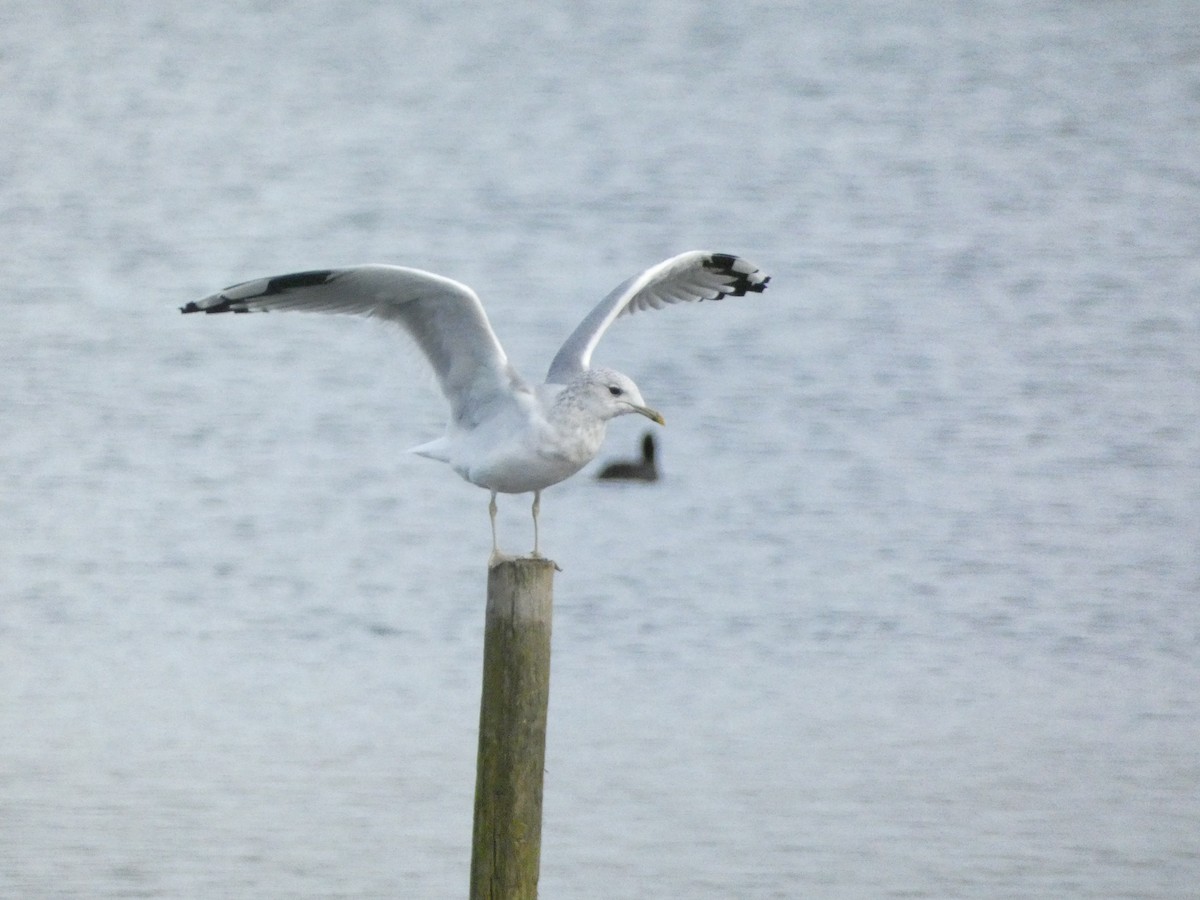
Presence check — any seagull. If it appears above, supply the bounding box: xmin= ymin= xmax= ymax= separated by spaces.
xmin=597 ymin=433 xmax=659 ymax=482
xmin=182 ymin=250 xmax=770 ymax=559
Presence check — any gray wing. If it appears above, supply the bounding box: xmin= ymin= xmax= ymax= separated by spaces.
xmin=183 ymin=265 xmax=524 ymax=426
xmin=544 ymin=251 xmax=770 ymax=385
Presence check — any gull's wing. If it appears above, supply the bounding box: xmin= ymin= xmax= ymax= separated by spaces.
xmin=545 ymin=251 xmax=770 ymax=384
xmin=182 ymin=265 xmax=523 ymax=426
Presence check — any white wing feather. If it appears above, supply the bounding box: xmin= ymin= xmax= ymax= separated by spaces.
xmin=182 ymin=265 xmax=525 ymax=426
xmin=544 ymin=251 xmax=770 ymax=385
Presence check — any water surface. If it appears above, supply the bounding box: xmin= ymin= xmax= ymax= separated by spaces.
xmin=2 ymin=2 xmax=1198 ymax=897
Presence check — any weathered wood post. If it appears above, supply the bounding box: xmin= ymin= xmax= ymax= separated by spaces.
xmin=470 ymin=557 xmax=556 ymax=899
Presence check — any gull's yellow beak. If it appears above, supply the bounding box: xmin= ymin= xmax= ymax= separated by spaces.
xmin=633 ymin=405 xmax=665 ymax=426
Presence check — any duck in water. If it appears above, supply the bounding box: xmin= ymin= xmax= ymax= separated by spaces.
xmin=597 ymin=432 xmax=659 ymax=482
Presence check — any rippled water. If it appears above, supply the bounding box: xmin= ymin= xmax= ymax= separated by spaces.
xmin=3 ymin=2 xmax=1198 ymax=897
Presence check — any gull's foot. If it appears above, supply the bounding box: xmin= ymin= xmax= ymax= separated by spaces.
xmin=534 ymin=554 xmax=563 ymax=572
xmin=488 ymin=549 xmax=517 ymax=568
xmin=488 ymin=548 xmax=561 ymax=570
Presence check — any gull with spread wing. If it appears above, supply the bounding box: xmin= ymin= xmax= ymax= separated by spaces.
xmin=183 ymin=250 xmax=770 ymax=559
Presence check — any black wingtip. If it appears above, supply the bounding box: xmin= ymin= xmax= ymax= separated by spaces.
xmin=179 ymin=297 xmax=250 ymax=314
xmin=182 ymin=268 xmax=338 ymax=314
xmin=261 ymin=269 xmax=337 ymax=294
xmin=703 ymin=253 xmax=770 ymax=299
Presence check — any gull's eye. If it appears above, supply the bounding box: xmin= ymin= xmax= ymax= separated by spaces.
xmin=608 ymin=386 xmax=623 ymax=397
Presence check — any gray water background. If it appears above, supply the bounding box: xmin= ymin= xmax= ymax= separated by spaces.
xmin=2 ymin=1 xmax=1198 ymax=897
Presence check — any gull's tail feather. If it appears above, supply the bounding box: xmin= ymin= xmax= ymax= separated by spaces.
xmin=408 ymin=437 xmax=452 ymax=463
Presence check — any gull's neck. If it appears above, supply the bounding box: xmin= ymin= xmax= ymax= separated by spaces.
xmin=540 ymin=380 xmax=609 ymax=462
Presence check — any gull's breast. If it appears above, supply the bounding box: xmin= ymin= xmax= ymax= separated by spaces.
xmin=459 ymin=416 xmax=605 ymax=495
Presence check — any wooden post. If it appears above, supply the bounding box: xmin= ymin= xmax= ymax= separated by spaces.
xmin=470 ymin=557 xmax=556 ymax=900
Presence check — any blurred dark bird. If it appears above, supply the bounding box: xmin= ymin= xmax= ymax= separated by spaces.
xmin=597 ymin=433 xmax=659 ymax=482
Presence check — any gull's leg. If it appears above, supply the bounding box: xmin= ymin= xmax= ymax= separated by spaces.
xmin=489 ymin=491 xmax=499 ymax=557
xmin=531 ymin=490 xmax=542 ymax=557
